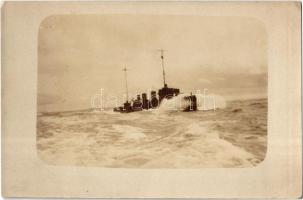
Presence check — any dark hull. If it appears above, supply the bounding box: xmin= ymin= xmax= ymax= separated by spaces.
xmin=113 ymin=93 xmax=197 ymax=113
xmin=113 ymin=107 xmax=143 ymax=113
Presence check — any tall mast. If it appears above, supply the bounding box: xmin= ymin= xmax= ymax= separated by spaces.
xmin=123 ymin=67 xmax=129 ymax=102
xmin=159 ymin=49 xmax=167 ymax=87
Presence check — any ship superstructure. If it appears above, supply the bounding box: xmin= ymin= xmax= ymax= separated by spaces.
xmin=113 ymin=50 xmax=197 ymax=113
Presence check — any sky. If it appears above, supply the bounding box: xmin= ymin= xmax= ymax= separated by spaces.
xmin=38 ymin=15 xmax=267 ymax=112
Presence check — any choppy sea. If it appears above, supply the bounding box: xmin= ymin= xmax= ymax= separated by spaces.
xmin=37 ymin=98 xmax=267 ymax=168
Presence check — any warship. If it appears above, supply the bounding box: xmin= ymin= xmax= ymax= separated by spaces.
xmin=113 ymin=49 xmax=197 ymax=113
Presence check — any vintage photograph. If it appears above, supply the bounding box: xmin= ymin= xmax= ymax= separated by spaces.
xmin=37 ymin=15 xmax=267 ymax=168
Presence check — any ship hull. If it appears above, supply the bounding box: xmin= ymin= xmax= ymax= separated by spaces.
xmin=113 ymin=94 xmax=197 ymax=113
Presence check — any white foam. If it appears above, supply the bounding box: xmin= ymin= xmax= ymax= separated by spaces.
xmin=112 ymin=125 xmax=146 ymax=140
xmin=196 ymin=94 xmax=226 ymax=111
xmin=143 ymin=122 xmax=255 ymax=168
xmin=156 ymin=93 xmax=226 ymax=112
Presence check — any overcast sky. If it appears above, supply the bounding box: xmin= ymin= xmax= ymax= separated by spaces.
xmin=38 ymin=15 xmax=267 ymax=112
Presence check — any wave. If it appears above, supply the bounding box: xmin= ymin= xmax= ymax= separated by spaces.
xmin=143 ymin=122 xmax=257 ymax=168
xmin=37 ymin=98 xmax=266 ymax=168
xmin=112 ymin=125 xmax=146 ymax=140
xmin=156 ymin=93 xmax=226 ymax=112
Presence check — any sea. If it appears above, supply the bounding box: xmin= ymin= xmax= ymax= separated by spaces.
xmin=37 ymin=98 xmax=267 ymax=168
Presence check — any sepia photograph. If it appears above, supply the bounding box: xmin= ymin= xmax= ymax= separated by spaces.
xmin=37 ymin=15 xmax=267 ymax=168
xmin=2 ymin=1 xmax=301 ymax=198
